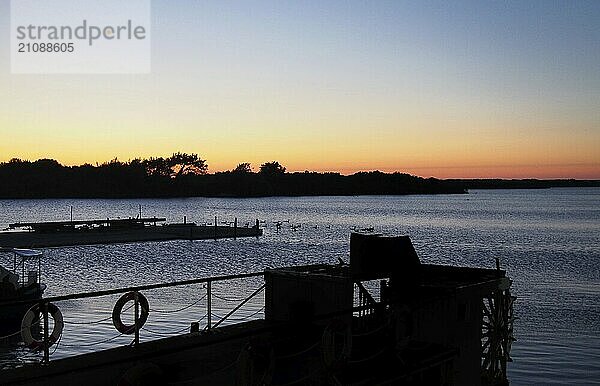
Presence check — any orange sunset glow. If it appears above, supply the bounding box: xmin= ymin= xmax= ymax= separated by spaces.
xmin=0 ymin=1 xmax=598 ymax=179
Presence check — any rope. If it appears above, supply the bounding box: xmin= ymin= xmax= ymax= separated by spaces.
xmin=212 ymin=293 xmax=247 ymax=302
xmin=140 ymin=312 xmax=209 ymax=337
xmin=64 ymin=292 xmax=204 ymax=326
xmin=196 ymin=313 xmax=208 ymax=322
xmin=141 ymin=324 xmax=190 ymax=337
xmin=0 ymin=318 xmax=41 ymax=340
xmin=210 ymin=312 xmax=225 ymax=319
xmin=49 ymin=328 xmax=63 ymax=356
xmin=228 ymin=306 xmax=265 ymax=322
xmin=59 ymin=332 xmax=124 ymax=348
xmin=210 ymin=284 xmax=266 ymax=330
xmin=210 ymin=307 xmax=262 ymax=321
xmin=0 ymin=326 xmax=28 ymax=341
xmin=63 ymin=303 xmax=134 ymax=325
xmin=150 ymin=294 xmax=207 ymax=314
xmin=63 ymin=313 xmax=113 ymax=325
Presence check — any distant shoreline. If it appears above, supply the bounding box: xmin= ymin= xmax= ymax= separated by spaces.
xmin=0 ymin=177 xmax=597 ymax=200
xmin=0 ymin=158 xmax=597 ymax=199
xmin=455 ymin=179 xmax=600 ymax=190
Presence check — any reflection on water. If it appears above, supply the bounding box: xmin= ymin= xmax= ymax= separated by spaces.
xmin=0 ymin=188 xmax=598 ymax=384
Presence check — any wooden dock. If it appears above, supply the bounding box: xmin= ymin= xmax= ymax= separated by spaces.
xmin=0 ymin=220 xmax=262 ymax=248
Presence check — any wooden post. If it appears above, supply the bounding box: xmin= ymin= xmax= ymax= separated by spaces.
xmin=234 ymin=217 xmax=237 ymax=239
xmin=214 ymin=216 xmax=217 ymax=239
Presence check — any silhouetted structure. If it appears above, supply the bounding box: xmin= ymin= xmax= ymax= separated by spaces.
xmin=0 ymin=217 xmax=262 ymax=248
xmin=1 ymin=234 xmax=515 ymax=385
xmin=0 ymin=248 xmax=45 ymax=335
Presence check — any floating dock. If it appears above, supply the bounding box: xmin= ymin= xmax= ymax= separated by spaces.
xmin=0 ymin=217 xmax=262 ymax=248
xmin=0 ymin=233 xmax=515 ymax=385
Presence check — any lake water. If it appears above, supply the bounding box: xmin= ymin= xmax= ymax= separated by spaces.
xmin=0 ymin=188 xmax=599 ymax=384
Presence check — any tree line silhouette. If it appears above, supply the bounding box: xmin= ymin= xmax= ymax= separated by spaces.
xmin=0 ymin=154 xmax=468 ymax=198
xmin=2 ymin=154 xmax=595 ymax=198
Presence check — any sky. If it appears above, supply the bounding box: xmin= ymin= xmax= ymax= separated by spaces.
xmin=0 ymin=0 xmax=599 ymax=178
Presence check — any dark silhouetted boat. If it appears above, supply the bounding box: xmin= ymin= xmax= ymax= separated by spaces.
xmin=0 ymin=248 xmax=46 ymax=334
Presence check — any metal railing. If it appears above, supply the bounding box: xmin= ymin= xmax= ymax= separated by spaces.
xmin=0 ymin=271 xmax=265 ymax=364
xmin=1 ymin=270 xmax=391 ymax=367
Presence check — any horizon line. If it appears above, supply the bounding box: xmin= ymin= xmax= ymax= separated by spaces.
xmin=1 ymin=156 xmax=598 ymax=181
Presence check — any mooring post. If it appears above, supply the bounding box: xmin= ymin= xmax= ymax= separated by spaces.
xmin=207 ymin=281 xmax=212 ymax=330
xmin=42 ymin=301 xmax=49 ymax=363
xmin=134 ymin=292 xmax=140 ymax=346
xmin=234 ymin=217 xmax=237 ymax=239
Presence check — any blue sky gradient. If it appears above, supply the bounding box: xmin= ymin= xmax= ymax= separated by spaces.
xmin=1 ymin=0 xmax=598 ymax=177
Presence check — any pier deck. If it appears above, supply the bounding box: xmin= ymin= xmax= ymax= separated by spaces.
xmin=0 ymin=223 xmax=262 ymax=248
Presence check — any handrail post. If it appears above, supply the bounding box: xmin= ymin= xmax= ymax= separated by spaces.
xmin=42 ymin=301 xmax=49 ymax=363
xmin=207 ymin=281 xmax=212 ymax=330
xmin=134 ymin=292 xmax=140 ymax=346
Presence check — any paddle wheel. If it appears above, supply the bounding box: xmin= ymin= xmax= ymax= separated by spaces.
xmin=481 ymin=286 xmax=516 ymax=385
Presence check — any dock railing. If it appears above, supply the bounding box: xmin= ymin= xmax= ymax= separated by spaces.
xmin=0 ymin=271 xmax=265 ymax=364
xmin=1 ymin=270 xmax=393 ymax=367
